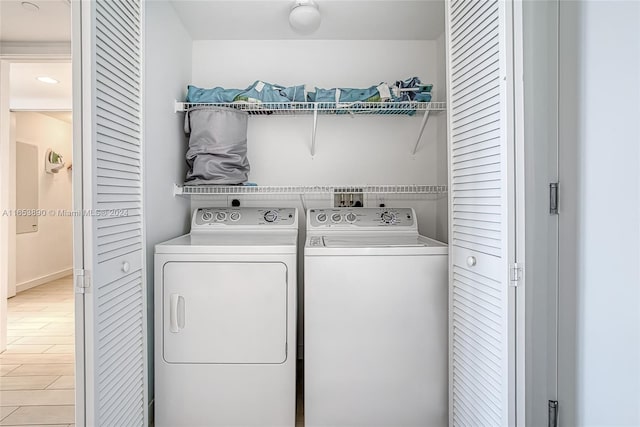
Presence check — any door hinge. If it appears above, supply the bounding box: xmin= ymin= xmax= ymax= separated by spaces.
xmin=548 ymin=400 xmax=559 ymax=427
xmin=550 ymin=182 xmax=559 ymax=215
xmin=74 ymin=268 xmax=91 ymax=294
xmin=509 ymin=263 xmax=523 ymax=287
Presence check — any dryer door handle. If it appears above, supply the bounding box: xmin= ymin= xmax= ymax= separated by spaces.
xmin=170 ymin=294 xmax=185 ymax=333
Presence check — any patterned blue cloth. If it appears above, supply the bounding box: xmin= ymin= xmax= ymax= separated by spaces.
xmin=187 ymin=81 xmax=305 ymax=104
xmin=186 ymin=78 xmax=433 ymax=104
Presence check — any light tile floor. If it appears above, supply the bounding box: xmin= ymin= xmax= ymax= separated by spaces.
xmin=0 ymin=277 xmax=75 ymax=427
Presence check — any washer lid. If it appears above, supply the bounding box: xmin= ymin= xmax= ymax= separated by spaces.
xmin=322 ymin=235 xmax=429 ymax=248
xmin=306 ymin=234 xmax=447 ymax=255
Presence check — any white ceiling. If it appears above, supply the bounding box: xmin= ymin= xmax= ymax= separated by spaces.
xmin=0 ymin=0 xmax=71 ymax=43
xmin=2 ymin=0 xmax=72 ymax=110
xmin=10 ymin=62 xmax=72 ymax=110
xmin=169 ymin=0 xmax=445 ymax=40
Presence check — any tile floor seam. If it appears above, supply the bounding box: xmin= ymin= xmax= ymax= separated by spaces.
xmin=0 ymin=365 xmax=21 ymax=377
xmin=1 ymin=277 xmax=75 ymax=426
xmin=0 ymin=407 xmax=19 ymax=423
xmin=45 ymin=376 xmax=63 ymax=390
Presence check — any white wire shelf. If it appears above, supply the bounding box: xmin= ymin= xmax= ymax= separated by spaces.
xmin=175 ymin=101 xmax=446 ymax=156
xmin=174 ymin=101 xmax=447 ymax=115
xmin=174 ymin=184 xmax=447 ymax=196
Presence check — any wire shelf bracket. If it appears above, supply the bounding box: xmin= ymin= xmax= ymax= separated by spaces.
xmin=413 ymin=110 xmax=431 ymax=155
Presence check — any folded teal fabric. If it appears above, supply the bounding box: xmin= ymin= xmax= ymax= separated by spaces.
xmin=185 ymin=77 xmax=433 ymax=104
xmin=187 ymin=81 xmax=305 ymax=104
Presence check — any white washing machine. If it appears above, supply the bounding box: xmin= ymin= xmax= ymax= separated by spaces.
xmin=154 ymin=207 xmax=298 ymax=427
xmin=304 ymin=207 xmax=448 ymax=427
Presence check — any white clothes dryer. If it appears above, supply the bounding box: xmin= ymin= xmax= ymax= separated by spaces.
xmin=304 ymin=207 xmax=448 ymax=427
xmin=155 ymin=207 xmax=298 ymax=427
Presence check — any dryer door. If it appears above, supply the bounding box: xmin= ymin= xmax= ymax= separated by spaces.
xmin=162 ymin=261 xmax=288 ymax=364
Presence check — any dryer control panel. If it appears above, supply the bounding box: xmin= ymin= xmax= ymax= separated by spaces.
xmin=192 ymin=207 xmax=297 ymax=229
xmin=308 ymin=208 xmax=416 ymax=229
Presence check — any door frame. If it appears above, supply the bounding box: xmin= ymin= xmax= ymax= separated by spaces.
xmin=0 ymin=53 xmax=73 ymax=354
xmin=71 ymin=1 xmax=86 ymax=425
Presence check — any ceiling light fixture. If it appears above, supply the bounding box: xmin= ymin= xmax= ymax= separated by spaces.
xmin=37 ymin=76 xmax=59 ymax=84
xmin=21 ymin=1 xmax=40 ymax=12
xmin=289 ymin=0 xmax=321 ymax=35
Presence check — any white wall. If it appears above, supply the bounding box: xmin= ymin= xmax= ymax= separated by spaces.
xmin=191 ymin=39 xmax=446 ymax=239
xmin=435 ymin=32 xmax=448 ymax=243
xmin=559 ymin=1 xmax=640 ymax=425
xmin=7 ymin=112 xmax=16 ymax=298
xmin=13 ymin=112 xmax=73 ymax=290
xmin=144 ymin=0 xmax=193 ymax=408
xmin=523 ymin=1 xmax=559 ymax=425
xmin=0 ymin=60 xmax=9 ymax=351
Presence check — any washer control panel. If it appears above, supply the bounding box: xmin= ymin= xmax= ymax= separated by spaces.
xmin=193 ymin=207 xmax=297 ymax=228
xmin=309 ymin=208 xmax=415 ymax=228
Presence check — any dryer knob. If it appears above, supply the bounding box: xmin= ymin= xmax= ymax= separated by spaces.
xmin=346 ymin=213 xmax=357 ymax=223
xmin=331 ymin=213 xmax=342 ymax=223
xmin=202 ymin=211 xmax=213 ymax=221
xmin=316 ymin=213 xmax=327 ymax=223
xmin=230 ymin=212 xmax=241 ymax=221
xmin=216 ymin=212 xmax=227 ymax=221
xmin=381 ymin=211 xmax=396 ymax=224
xmin=264 ymin=210 xmax=278 ymax=223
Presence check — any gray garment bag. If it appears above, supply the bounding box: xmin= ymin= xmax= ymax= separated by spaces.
xmin=184 ymin=106 xmax=250 ymax=185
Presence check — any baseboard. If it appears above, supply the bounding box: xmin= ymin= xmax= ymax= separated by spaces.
xmin=16 ymin=268 xmax=73 ymax=293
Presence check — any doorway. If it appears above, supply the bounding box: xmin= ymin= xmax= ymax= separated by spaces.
xmin=0 ymin=60 xmax=75 ymax=425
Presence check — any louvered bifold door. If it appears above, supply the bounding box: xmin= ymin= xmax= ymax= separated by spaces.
xmin=447 ymin=0 xmax=518 ymax=426
xmin=79 ymin=0 xmax=146 ymax=425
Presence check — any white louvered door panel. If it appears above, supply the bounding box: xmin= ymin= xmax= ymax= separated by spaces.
xmin=447 ymin=0 xmax=519 ymax=426
xmin=79 ymin=0 xmax=146 ymax=425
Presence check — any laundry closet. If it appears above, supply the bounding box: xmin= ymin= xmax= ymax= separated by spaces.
xmin=73 ymin=0 xmax=560 ymax=426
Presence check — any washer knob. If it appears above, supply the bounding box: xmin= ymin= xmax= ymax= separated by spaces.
xmin=316 ymin=213 xmax=327 ymax=223
xmin=331 ymin=213 xmax=342 ymax=223
xmin=346 ymin=212 xmax=357 ymax=223
xmin=202 ymin=211 xmax=213 ymax=221
xmin=230 ymin=212 xmax=241 ymax=221
xmin=216 ymin=212 xmax=227 ymax=221
xmin=381 ymin=211 xmax=396 ymax=224
xmin=264 ymin=210 xmax=278 ymax=223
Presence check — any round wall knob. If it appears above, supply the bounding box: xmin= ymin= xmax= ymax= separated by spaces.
xmin=122 ymin=261 xmax=130 ymax=273
xmin=466 ymin=256 xmax=477 ymax=267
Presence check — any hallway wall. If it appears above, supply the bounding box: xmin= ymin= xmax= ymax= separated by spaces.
xmin=13 ymin=112 xmax=72 ymax=291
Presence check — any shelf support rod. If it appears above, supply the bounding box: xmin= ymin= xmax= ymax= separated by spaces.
xmin=412 ymin=110 xmax=431 ymax=155
xmin=311 ymin=103 xmax=318 ymax=156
